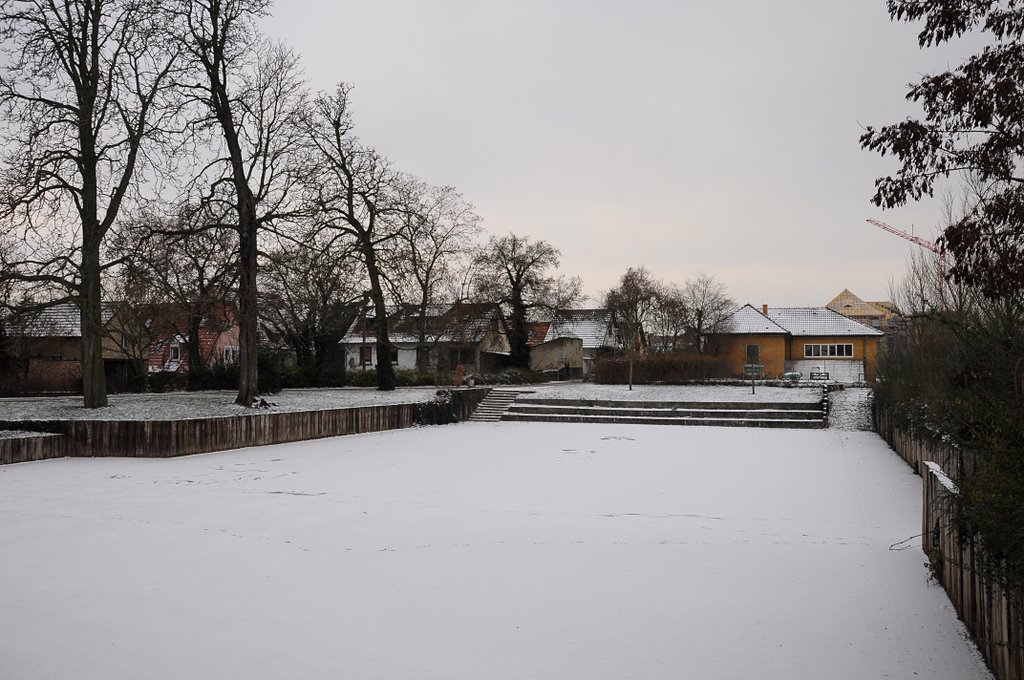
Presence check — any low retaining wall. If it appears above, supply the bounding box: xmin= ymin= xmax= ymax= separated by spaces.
xmin=0 ymin=387 xmax=491 ymax=463
xmin=0 ymin=433 xmax=69 ymax=465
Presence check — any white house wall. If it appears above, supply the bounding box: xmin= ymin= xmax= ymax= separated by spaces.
xmin=344 ymin=344 xmax=418 ymax=370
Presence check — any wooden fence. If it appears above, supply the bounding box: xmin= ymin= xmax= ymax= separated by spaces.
xmin=875 ymin=408 xmax=961 ymax=477
xmin=923 ymin=462 xmax=1024 ymax=680
xmin=877 ymin=407 xmax=1024 ymax=680
xmin=0 ymin=387 xmax=491 ymax=463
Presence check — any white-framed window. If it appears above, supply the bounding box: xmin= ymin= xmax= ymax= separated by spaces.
xmin=222 ymin=346 xmax=239 ymax=365
xmin=169 ymin=341 xmax=180 ymax=361
xmin=804 ymin=343 xmax=853 ymax=358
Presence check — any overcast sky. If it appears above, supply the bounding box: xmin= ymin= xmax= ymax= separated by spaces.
xmin=263 ymin=1 xmax=976 ymax=307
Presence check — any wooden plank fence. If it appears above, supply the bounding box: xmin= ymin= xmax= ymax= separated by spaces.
xmin=923 ymin=462 xmax=1024 ymax=680
xmin=0 ymin=387 xmax=491 ymax=464
xmin=878 ymin=406 xmax=1024 ymax=680
xmin=875 ymin=408 xmax=961 ymax=477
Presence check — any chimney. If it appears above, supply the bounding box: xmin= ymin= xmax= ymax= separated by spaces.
xmin=762 ymin=304 xmax=768 ymax=316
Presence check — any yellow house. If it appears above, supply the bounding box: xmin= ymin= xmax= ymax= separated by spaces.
xmin=826 ymin=289 xmax=900 ymax=332
xmin=716 ymin=304 xmax=884 ymax=382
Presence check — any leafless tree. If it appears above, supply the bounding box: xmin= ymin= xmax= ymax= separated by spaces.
xmin=605 ymin=267 xmax=660 ymax=389
xmin=649 ymin=282 xmax=688 ymax=353
xmin=260 ymin=226 xmax=366 ymax=380
xmin=109 ymin=204 xmax=238 ymax=376
xmin=679 ymin=272 xmax=734 ymax=354
xmin=0 ymin=0 xmax=179 ymax=407
xmin=391 ymin=182 xmax=481 ymax=370
xmin=473 ymin=233 xmax=581 ymax=369
xmin=301 ymin=84 xmax=407 ymax=390
xmin=175 ymin=0 xmax=309 ymax=404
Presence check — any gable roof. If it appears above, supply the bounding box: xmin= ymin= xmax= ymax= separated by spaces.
xmin=527 ymin=321 xmax=551 ymax=346
xmin=544 ymin=309 xmax=615 ymax=349
xmin=767 ymin=307 xmax=884 ymax=337
xmin=722 ymin=304 xmax=788 ymax=334
xmin=826 ymin=289 xmax=888 ymax=319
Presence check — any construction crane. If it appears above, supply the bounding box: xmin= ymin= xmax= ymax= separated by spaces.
xmin=866 ymin=218 xmax=947 ymax=308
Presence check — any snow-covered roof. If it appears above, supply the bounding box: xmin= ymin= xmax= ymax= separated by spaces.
xmin=722 ymin=305 xmax=788 ymax=334
xmin=12 ymin=302 xmax=116 ymax=337
xmin=544 ymin=309 xmax=615 ymax=349
xmin=340 ymin=303 xmax=503 ymax=345
xmin=767 ymin=307 xmax=884 ymax=337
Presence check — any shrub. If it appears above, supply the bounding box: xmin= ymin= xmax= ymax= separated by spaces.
xmin=148 ymin=370 xmax=186 ymax=393
xmin=594 ymin=352 xmax=729 ymax=384
xmin=347 ymin=368 xmax=378 ymax=387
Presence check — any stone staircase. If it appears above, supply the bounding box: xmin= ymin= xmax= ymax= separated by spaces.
xmin=468 ymin=388 xmax=531 ymax=422
xmin=499 ymin=398 xmax=825 ymax=429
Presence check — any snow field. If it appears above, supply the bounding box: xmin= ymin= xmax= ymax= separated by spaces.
xmin=0 ymin=422 xmax=991 ymax=679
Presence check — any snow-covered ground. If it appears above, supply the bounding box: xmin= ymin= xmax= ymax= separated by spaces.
xmin=0 ymin=422 xmax=989 ymax=679
xmin=0 ymin=383 xmax=821 ymax=422
xmin=517 ymin=382 xmax=823 ymax=403
xmin=828 ymin=387 xmax=875 ymax=432
xmin=0 ymin=386 xmax=442 ymax=421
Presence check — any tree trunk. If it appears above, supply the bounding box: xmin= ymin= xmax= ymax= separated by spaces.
xmin=509 ymin=298 xmax=530 ymax=369
xmin=80 ymin=234 xmax=108 ymax=408
xmin=234 ymin=212 xmax=260 ymax=405
xmin=363 ymin=245 xmax=395 ymax=390
xmin=188 ymin=313 xmax=205 ymax=372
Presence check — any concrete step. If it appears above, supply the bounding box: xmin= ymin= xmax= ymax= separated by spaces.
xmin=508 ymin=404 xmax=822 ymax=420
xmin=498 ymin=397 xmax=825 ymax=429
xmin=519 ymin=398 xmax=823 ymax=411
xmin=501 ymin=412 xmax=825 ymax=429
xmin=468 ymin=389 xmax=531 ymax=422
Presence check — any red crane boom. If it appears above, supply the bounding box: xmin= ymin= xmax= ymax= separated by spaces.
xmin=866 ymin=218 xmax=948 ymax=308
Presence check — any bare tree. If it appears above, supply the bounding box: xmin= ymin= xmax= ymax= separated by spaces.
xmin=0 ymin=0 xmax=178 ymax=407
xmin=109 ymin=204 xmax=238 ymax=376
xmin=392 ymin=183 xmax=481 ymax=370
xmin=605 ymin=267 xmax=660 ymax=389
xmin=301 ymin=84 xmax=406 ymax=390
xmin=679 ymin=272 xmax=734 ymax=354
xmin=473 ymin=233 xmax=581 ymax=369
xmin=649 ymin=282 xmax=688 ymax=352
xmin=260 ymin=226 xmax=366 ymax=380
xmin=175 ymin=1 xmax=308 ymax=404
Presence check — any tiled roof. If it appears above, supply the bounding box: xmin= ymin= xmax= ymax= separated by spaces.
xmin=13 ymin=302 xmax=116 ymax=337
xmin=544 ymin=309 xmax=615 ymax=349
xmin=722 ymin=304 xmax=788 ymax=334
xmin=340 ymin=303 xmax=502 ymax=345
xmin=826 ymin=289 xmax=888 ymax=319
xmin=767 ymin=307 xmax=884 ymax=337
xmin=527 ymin=321 xmax=551 ymax=346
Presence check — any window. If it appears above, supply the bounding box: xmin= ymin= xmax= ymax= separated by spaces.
xmin=390 ymin=348 xmax=399 ymax=365
xmin=803 ymin=343 xmax=853 ymax=358
xmin=745 ymin=344 xmax=760 ymax=364
xmin=169 ymin=341 xmax=180 ymax=361
xmin=222 ymin=346 xmax=239 ymax=365
xmin=359 ymin=346 xmax=373 ymax=366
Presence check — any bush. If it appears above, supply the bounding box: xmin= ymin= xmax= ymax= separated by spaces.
xmin=148 ymin=370 xmax=186 ymax=393
xmin=413 ymin=390 xmax=458 ymax=425
xmin=594 ymin=352 xmax=729 ymax=384
xmin=465 ymin=368 xmax=546 ymax=386
xmin=346 ymin=368 xmax=378 ymax=387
